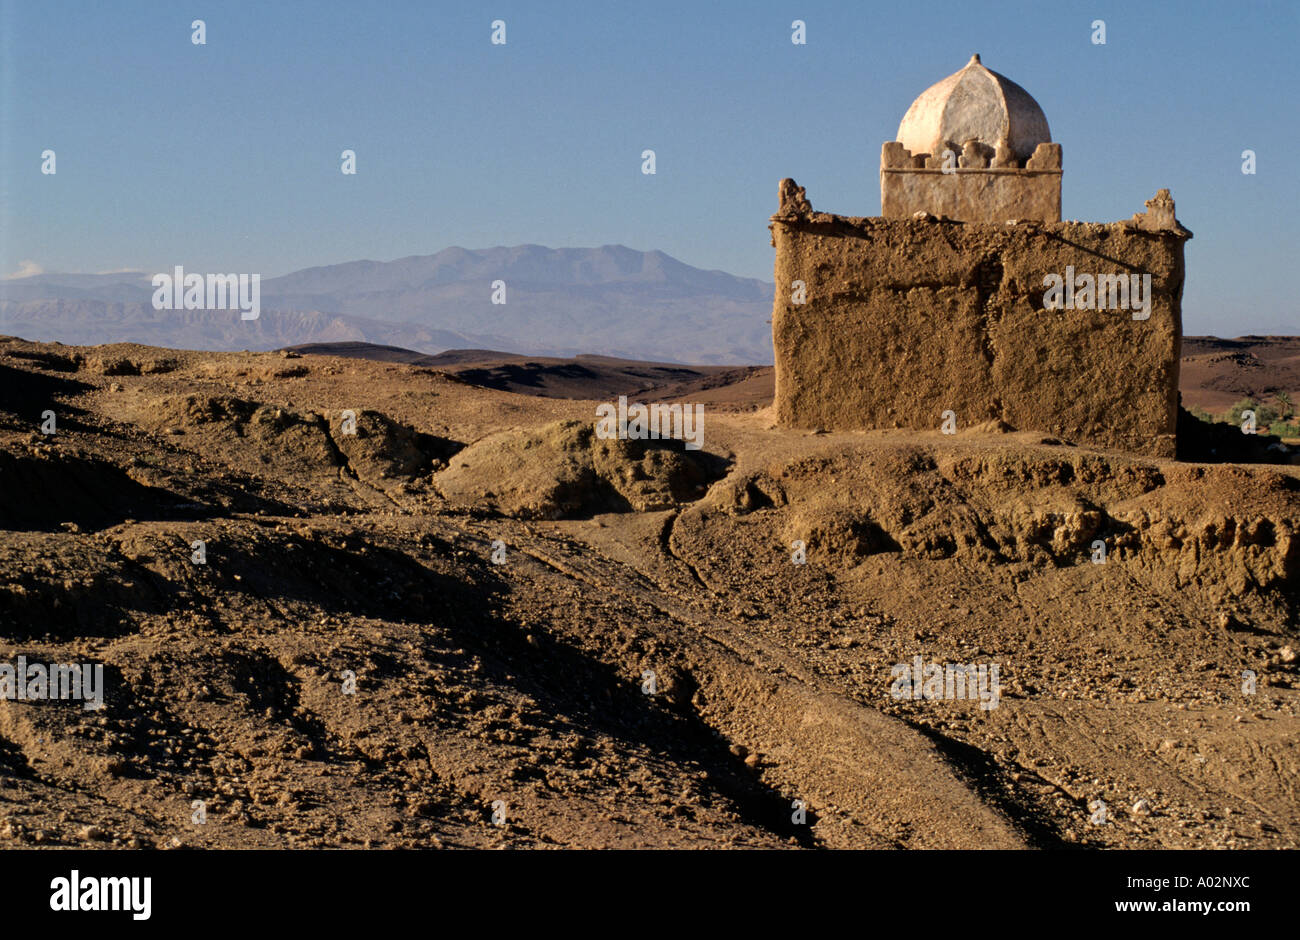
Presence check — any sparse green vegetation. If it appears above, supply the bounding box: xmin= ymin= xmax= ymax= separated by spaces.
xmin=1227 ymin=397 xmax=1279 ymax=428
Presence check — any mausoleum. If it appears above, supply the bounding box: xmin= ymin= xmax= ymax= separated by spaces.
xmin=770 ymin=56 xmax=1191 ymax=457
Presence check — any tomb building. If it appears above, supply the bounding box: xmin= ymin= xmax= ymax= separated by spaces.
xmin=770 ymin=56 xmax=1191 ymax=457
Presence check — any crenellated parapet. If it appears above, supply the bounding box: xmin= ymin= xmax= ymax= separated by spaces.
xmin=880 ymin=140 xmax=1063 ymax=222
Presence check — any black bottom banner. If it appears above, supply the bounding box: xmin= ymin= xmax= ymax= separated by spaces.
xmin=1 ymin=848 xmax=1285 ymax=928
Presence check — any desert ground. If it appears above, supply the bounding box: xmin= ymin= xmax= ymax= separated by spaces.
xmin=0 ymin=335 xmax=1296 ymax=849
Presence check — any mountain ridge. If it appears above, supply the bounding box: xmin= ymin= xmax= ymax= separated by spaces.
xmin=1 ymin=245 xmax=775 ymax=364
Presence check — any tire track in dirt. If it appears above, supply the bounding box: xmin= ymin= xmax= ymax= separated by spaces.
xmin=496 ymin=524 xmax=1028 ymax=848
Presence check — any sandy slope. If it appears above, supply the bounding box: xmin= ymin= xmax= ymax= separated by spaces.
xmin=0 ymin=337 xmax=1296 ymax=849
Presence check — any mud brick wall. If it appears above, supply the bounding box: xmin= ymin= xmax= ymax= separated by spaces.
xmin=770 ymin=187 xmax=1190 ymax=457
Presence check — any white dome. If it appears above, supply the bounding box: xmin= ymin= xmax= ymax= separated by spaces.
xmin=895 ymin=54 xmax=1052 ymax=165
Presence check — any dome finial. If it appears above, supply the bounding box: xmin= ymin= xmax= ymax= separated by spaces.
xmin=969 ymin=53 xmax=981 ymax=65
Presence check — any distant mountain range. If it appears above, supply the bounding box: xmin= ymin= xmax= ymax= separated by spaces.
xmin=0 ymin=246 xmax=775 ymax=364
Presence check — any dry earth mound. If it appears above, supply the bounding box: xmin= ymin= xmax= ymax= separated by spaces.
xmin=438 ymin=420 xmax=727 ymax=519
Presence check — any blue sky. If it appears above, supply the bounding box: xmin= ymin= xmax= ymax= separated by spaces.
xmin=2 ymin=0 xmax=1296 ymax=335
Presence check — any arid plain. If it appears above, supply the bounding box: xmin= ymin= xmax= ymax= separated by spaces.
xmin=0 ymin=335 xmax=1296 ymax=849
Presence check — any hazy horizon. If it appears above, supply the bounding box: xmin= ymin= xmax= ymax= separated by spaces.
xmin=0 ymin=242 xmax=770 ymax=285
